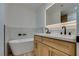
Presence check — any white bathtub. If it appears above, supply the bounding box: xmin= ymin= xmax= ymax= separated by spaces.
xmin=8 ymin=38 xmax=34 ymax=56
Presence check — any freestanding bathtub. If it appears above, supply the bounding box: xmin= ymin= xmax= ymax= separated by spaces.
xmin=8 ymin=38 xmax=34 ymax=56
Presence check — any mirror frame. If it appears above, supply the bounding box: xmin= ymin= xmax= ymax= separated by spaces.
xmin=45 ymin=3 xmax=55 ymax=27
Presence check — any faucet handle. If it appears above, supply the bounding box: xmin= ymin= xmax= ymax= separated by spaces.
xmin=18 ymin=33 xmax=22 ymax=36
xmin=60 ymin=32 xmax=63 ymax=35
xmin=68 ymin=32 xmax=71 ymax=35
xmin=23 ymin=33 xmax=27 ymax=36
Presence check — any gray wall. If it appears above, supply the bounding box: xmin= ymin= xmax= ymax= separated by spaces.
xmin=0 ymin=4 xmax=5 ymax=56
xmin=5 ymin=4 xmax=37 ymax=28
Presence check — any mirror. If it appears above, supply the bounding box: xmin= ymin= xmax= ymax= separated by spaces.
xmin=46 ymin=3 xmax=78 ymax=26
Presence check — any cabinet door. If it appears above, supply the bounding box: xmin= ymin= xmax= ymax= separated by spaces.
xmin=34 ymin=41 xmax=42 ymax=56
xmin=50 ymin=48 xmax=68 ymax=56
xmin=34 ymin=41 xmax=50 ymax=56
xmin=42 ymin=37 xmax=76 ymax=56
xmin=41 ymin=44 xmax=50 ymax=56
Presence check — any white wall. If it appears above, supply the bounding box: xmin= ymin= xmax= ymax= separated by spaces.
xmin=5 ymin=4 xmax=37 ymax=28
xmin=0 ymin=4 xmax=5 ymax=56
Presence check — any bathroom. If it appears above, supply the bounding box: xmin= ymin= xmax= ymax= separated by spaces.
xmin=0 ymin=3 xmax=79 ymax=56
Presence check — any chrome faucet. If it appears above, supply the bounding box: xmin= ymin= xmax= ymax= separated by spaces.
xmin=62 ymin=26 xmax=66 ymax=35
xmin=45 ymin=28 xmax=51 ymax=34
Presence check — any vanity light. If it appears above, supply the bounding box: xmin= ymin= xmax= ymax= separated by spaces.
xmin=46 ymin=23 xmax=62 ymax=29
xmin=46 ymin=20 xmax=76 ymax=29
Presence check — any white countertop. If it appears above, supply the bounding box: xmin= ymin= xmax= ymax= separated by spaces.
xmin=35 ymin=33 xmax=76 ymax=43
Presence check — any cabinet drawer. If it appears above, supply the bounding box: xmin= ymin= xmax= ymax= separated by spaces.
xmin=34 ymin=35 xmax=42 ymax=42
xmin=42 ymin=37 xmax=76 ymax=56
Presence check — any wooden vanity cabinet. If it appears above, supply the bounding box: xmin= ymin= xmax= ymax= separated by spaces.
xmin=34 ymin=35 xmax=76 ymax=56
xmin=34 ymin=36 xmax=50 ymax=56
